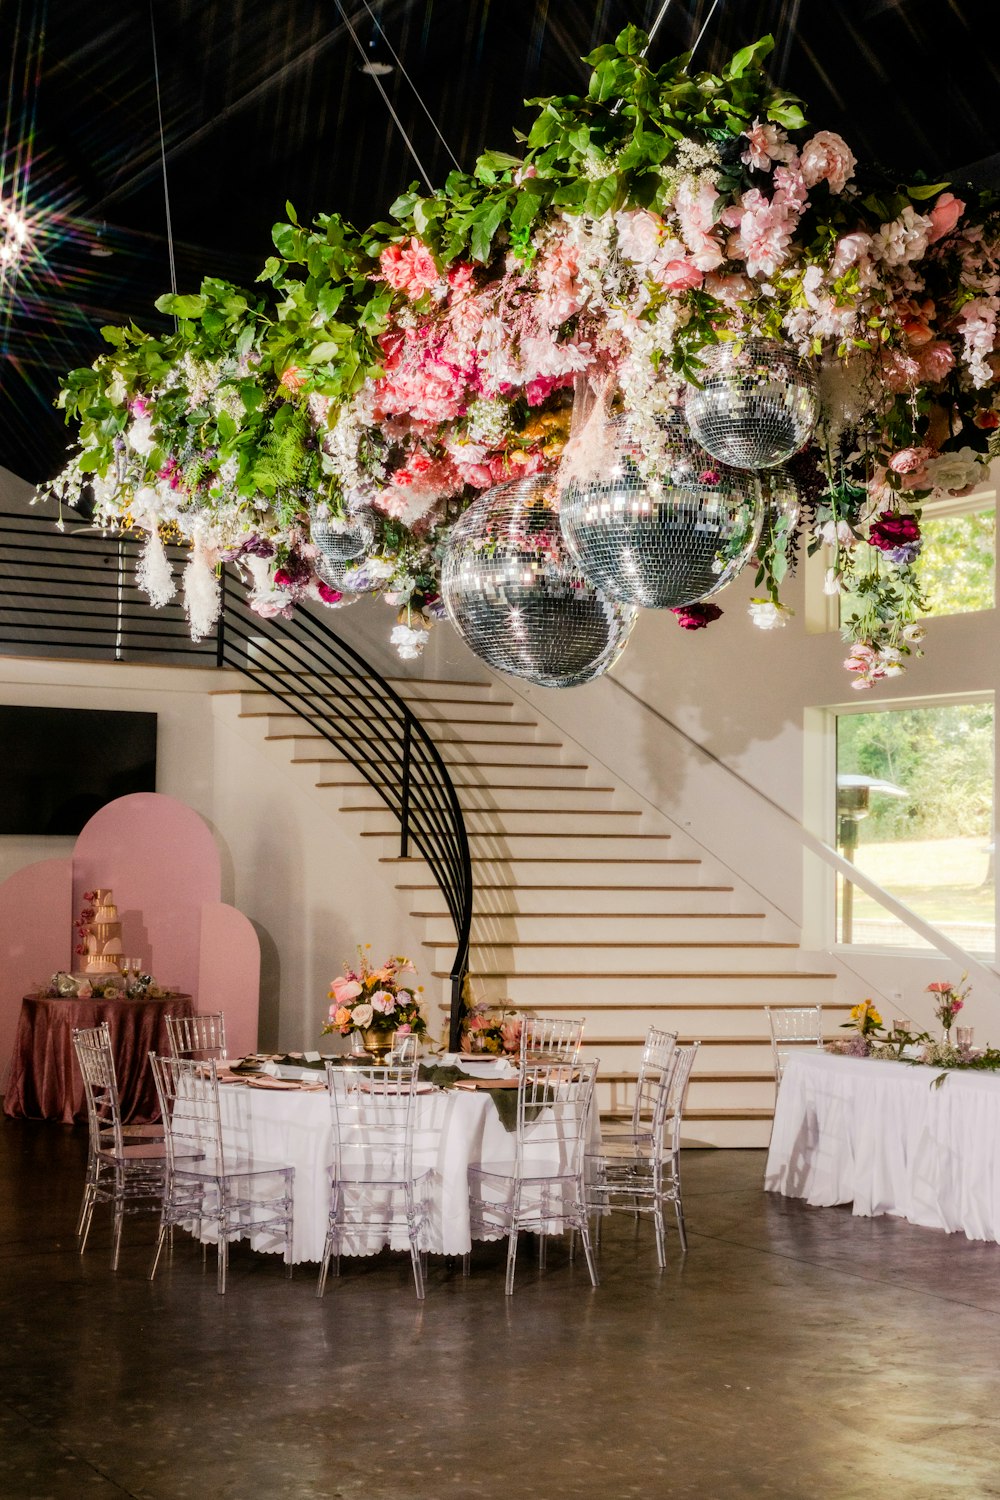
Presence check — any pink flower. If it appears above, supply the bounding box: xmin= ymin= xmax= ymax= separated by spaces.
xmin=371 ymin=990 xmax=397 ymax=1015
xmin=917 ymin=341 xmax=955 ymax=383
xmin=380 ymin=237 xmax=439 ymax=299
xmin=800 ymin=131 xmax=856 ymax=195
xmin=330 ymin=976 xmax=363 ymax=1005
xmin=675 ymin=179 xmax=725 ymax=272
xmin=772 ymin=161 xmax=809 ymax=212
xmin=317 ymin=581 xmax=343 ymax=604
xmin=927 ymin=192 xmax=965 ymax=244
xmin=671 ymin=602 xmax=723 ymax=630
xmin=741 ymin=119 xmax=794 ymax=171
xmin=888 ymin=447 xmax=930 ymax=476
xmin=500 ymin=1019 xmax=523 ymax=1053
xmin=830 ymin=231 xmax=874 ymax=279
xmin=616 ymin=209 xmax=663 ymax=266
xmin=657 ymin=258 xmax=704 ymax=292
xmin=396 ymin=1023 xmax=412 ymax=1034
xmin=926 ymin=981 xmax=953 ymax=993
xmin=728 ymin=189 xmax=796 ymax=278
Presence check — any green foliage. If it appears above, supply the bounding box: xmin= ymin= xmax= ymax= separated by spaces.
xmin=838 ymin=702 xmax=994 ymax=841
xmin=914 ymin=509 xmax=996 ymax=615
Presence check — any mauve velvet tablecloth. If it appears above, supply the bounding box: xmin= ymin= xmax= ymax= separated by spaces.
xmin=3 ymin=994 xmax=194 ymax=1124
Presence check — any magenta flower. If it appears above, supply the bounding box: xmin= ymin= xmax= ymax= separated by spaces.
xmin=671 ymin=602 xmax=723 ymax=631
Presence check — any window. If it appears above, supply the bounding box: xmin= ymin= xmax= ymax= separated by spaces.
xmin=835 ymin=699 xmax=995 ymax=956
xmin=912 ymin=500 xmax=995 ymax=616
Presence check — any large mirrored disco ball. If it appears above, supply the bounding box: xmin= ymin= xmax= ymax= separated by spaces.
xmin=441 ymin=472 xmax=637 ymax=688
xmin=684 ymin=339 xmax=820 ymax=470
xmin=558 ymin=417 xmax=763 ymax=609
xmin=309 ymin=502 xmax=376 ymax=566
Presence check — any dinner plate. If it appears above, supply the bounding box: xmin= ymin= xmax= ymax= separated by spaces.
xmin=245 ymin=1077 xmax=303 ymax=1091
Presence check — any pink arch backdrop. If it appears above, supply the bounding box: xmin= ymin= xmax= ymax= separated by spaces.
xmin=1 ymin=793 xmax=259 ymax=1081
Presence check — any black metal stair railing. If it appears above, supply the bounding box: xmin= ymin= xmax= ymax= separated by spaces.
xmin=0 ymin=508 xmax=472 ymax=1047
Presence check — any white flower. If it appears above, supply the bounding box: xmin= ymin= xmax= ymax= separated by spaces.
xmin=817 ymin=519 xmax=855 ymax=547
xmin=351 ymin=1003 xmax=374 ymax=1029
xmin=923 ymin=447 xmax=985 ymax=495
xmin=748 ymin=598 xmax=792 ymax=630
xmin=126 ymin=414 xmax=156 ymax=456
xmin=902 ymin=622 xmax=926 ymax=644
xmin=873 ymin=206 xmax=931 ymax=268
xmin=823 ymin=568 xmax=843 ymax=595
xmin=390 ymin=622 xmax=430 ymax=660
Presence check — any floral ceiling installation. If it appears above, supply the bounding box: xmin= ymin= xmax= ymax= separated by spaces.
xmin=44 ymin=28 xmax=1000 ymax=688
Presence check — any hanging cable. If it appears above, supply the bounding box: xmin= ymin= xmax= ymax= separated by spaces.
xmin=355 ymin=0 xmax=461 ymax=172
xmin=332 ymin=0 xmax=435 ymax=194
xmin=688 ymin=0 xmax=724 ymax=70
xmin=149 ymin=0 xmax=178 ymax=299
xmin=643 ymin=0 xmax=676 ymax=57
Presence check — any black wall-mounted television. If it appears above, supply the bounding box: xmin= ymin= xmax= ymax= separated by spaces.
xmin=0 ymin=706 xmax=157 ymax=835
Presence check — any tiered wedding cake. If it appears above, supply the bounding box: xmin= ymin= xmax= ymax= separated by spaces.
xmin=84 ymin=888 xmax=124 ymax=974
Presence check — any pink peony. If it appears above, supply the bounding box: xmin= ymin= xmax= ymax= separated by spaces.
xmin=675 ymin=179 xmax=726 ymax=271
xmin=657 ymin=258 xmax=704 ymax=292
xmin=728 ymin=189 xmax=796 ymax=278
xmin=380 ymin=237 xmax=439 ymax=299
xmin=800 ymin=131 xmax=856 ymax=194
xmin=927 ymin=192 xmax=965 ymax=244
xmin=741 ymin=119 xmax=794 ymax=172
xmin=772 ymin=162 xmax=809 ymax=212
xmin=371 ymin=990 xmax=396 ymax=1015
xmin=918 ymin=341 xmax=955 ymax=383
xmin=830 ymin=231 xmax=874 ymax=278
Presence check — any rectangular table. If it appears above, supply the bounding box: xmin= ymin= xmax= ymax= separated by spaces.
xmin=765 ymin=1050 xmax=1000 ymax=1243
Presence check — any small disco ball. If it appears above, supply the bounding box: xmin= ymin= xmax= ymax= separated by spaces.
xmin=313 ymin=553 xmax=360 ymax=604
xmin=558 ymin=416 xmax=763 ymax=609
xmin=441 ymin=472 xmax=637 ymax=688
xmin=309 ymin=503 xmax=376 ymax=565
xmin=766 ymin=468 xmax=801 ymax=530
xmin=684 ymin=339 xmax=820 ymax=470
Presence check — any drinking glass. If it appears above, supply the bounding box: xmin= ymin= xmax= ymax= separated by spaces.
xmin=956 ymin=1026 xmax=974 ymax=1048
xmin=892 ymin=1017 xmax=908 ymax=1035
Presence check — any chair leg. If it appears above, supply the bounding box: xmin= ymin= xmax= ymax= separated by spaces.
xmin=538 ymin=1233 xmax=547 ymax=1270
xmin=78 ymin=1191 xmax=97 ymax=1255
xmin=671 ymin=1157 xmax=689 ymax=1253
xmin=76 ymin=1174 xmax=95 ymax=1237
xmin=504 ymin=1229 xmax=520 ymax=1296
xmin=110 ymin=1193 xmax=125 ymax=1272
xmin=653 ymin=1200 xmax=666 ymax=1269
xmin=577 ymin=1215 xmax=600 ymax=1289
xmin=217 ymin=1235 xmax=228 ymax=1295
xmin=461 ymin=1252 xmax=471 ymax=1277
xmin=149 ymin=1221 xmax=168 ymax=1281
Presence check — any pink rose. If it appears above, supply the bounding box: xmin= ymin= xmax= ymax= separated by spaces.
xmin=888 ymin=447 xmax=930 ymax=475
xmin=927 ymin=192 xmax=965 ymax=244
xmin=396 ymin=1023 xmax=412 ymax=1034
xmin=317 ymin=582 xmax=343 ymax=604
xmin=657 ymin=258 xmax=704 ymax=292
xmin=800 ymin=131 xmax=856 ymax=195
xmin=675 ymin=179 xmax=726 ymax=272
xmin=616 ymin=209 xmax=664 ymax=266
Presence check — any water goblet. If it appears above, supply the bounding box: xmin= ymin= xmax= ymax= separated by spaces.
xmin=955 ymin=1026 xmax=974 ymax=1049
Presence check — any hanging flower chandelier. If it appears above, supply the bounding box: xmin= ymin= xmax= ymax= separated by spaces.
xmin=42 ymin=27 xmax=1000 ymax=689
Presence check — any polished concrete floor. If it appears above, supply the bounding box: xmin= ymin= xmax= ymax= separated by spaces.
xmin=1 ymin=1116 xmax=999 ymax=1500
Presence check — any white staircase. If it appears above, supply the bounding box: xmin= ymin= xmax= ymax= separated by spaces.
xmin=215 ymin=672 xmax=841 ymax=1146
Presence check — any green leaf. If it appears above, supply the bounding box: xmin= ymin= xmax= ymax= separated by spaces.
xmin=724 ymin=35 xmax=774 ymax=79
xmin=477 ymin=149 xmax=523 ymax=173
xmin=527 ymin=108 xmax=561 ymax=149
xmin=470 ymin=198 xmax=508 ymax=263
xmin=306 ymin=340 xmax=342 ymax=364
xmin=766 ymin=101 xmax=806 ymax=130
xmin=100 ymin=325 xmax=127 ymax=347
xmin=584 ymin=172 xmax=621 ymax=218
xmin=154 ymin=293 xmax=207 ymax=319
xmin=907 ymin=181 xmax=951 ymax=201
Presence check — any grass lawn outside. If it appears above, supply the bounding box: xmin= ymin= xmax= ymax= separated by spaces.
xmin=839 ymin=835 xmax=996 ymax=953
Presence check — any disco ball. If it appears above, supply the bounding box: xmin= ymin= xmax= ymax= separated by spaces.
xmin=309 ymin=503 xmax=376 ymax=565
xmin=313 ymin=553 xmax=360 ymax=605
xmin=684 ymin=339 xmax=819 ymax=470
xmin=441 ymin=472 xmax=637 ymax=688
xmin=558 ymin=416 xmax=763 ymax=609
xmin=766 ymin=468 xmax=801 ymax=531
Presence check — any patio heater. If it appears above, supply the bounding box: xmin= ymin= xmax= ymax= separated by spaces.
xmin=837 ymin=775 xmax=907 ymax=943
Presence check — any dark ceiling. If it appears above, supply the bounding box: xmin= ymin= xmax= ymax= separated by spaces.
xmin=2 ymin=0 xmax=1000 ymax=487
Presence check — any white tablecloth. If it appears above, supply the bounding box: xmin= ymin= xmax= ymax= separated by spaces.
xmin=215 ymin=1081 xmax=520 ymax=1263
xmin=765 ymin=1050 xmax=1000 ymax=1242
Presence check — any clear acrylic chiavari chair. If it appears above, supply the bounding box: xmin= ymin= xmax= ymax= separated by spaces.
xmin=466 ymin=1059 xmax=600 ymax=1295
xmin=588 ymin=1042 xmax=700 ymax=1265
xmin=318 ymin=1061 xmax=430 ymax=1300
xmin=765 ymin=1005 xmax=824 ymax=1085
xmin=518 ymin=1015 xmax=585 ymax=1065
xmin=148 ymin=1054 xmax=294 ymax=1294
xmin=72 ymin=1023 xmax=167 ymax=1269
xmin=164 ymin=1011 xmax=228 ymax=1062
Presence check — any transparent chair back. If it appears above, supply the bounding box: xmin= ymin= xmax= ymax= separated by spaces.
xmin=765 ymin=1005 xmax=823 ymax=1084
xmin=74 ymin=1022 xmax=126 ymax=1156
xmin=514 ymin=1059 xmax=598 ymax=1178
xmin=519 ymin=1016 xmax=585 ymax=1065
xmin=149 ymin=1053 xmax=225 ymax=1170
xmin=325 ymin=1062 xmax=420 ymax=1185
xmin=655 ymin=1042 xmax=700 ymax=1154
xmin=164 ymin=1011 xmax=228 ymax=1062
xmin=632 ymin=1026 xmax=678 ymax=1135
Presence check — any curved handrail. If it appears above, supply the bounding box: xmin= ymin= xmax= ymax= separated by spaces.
xmin=217 ymin=573 xmax=473 ymax=1049
xmin=0 ymin=510 xmax=473 ymax=1046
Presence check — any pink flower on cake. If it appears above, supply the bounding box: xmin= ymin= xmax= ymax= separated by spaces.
xmin=380 ymin=237 xmax=439 ymax=298
xmin=799 ymin=130 xmax=856 ymax=194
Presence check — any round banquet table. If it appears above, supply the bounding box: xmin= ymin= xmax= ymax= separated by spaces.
xmin=3 ymin=993 xmax=195 ymax=1124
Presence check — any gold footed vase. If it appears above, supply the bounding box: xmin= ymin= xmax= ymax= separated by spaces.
xmin=360 ymin=1027 xmax=396 ymax=1063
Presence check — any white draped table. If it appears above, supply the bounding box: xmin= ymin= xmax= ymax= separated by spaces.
xmin=765 ymin=1050 xmax=1000 ymax=1242
xmin=214 ymin=1079 xmax=522 ymax=1263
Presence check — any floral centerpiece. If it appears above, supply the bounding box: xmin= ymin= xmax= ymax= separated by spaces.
xmin=41 ymin=28 xmax=1000 ymax=688
xmin=926 ymin=974 xmax=970 ymax=1040
xmin=461 ymin=1000 xmax=522 ymax=1055
xmin=323 ymin=947 xmax=427 ymax=1058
